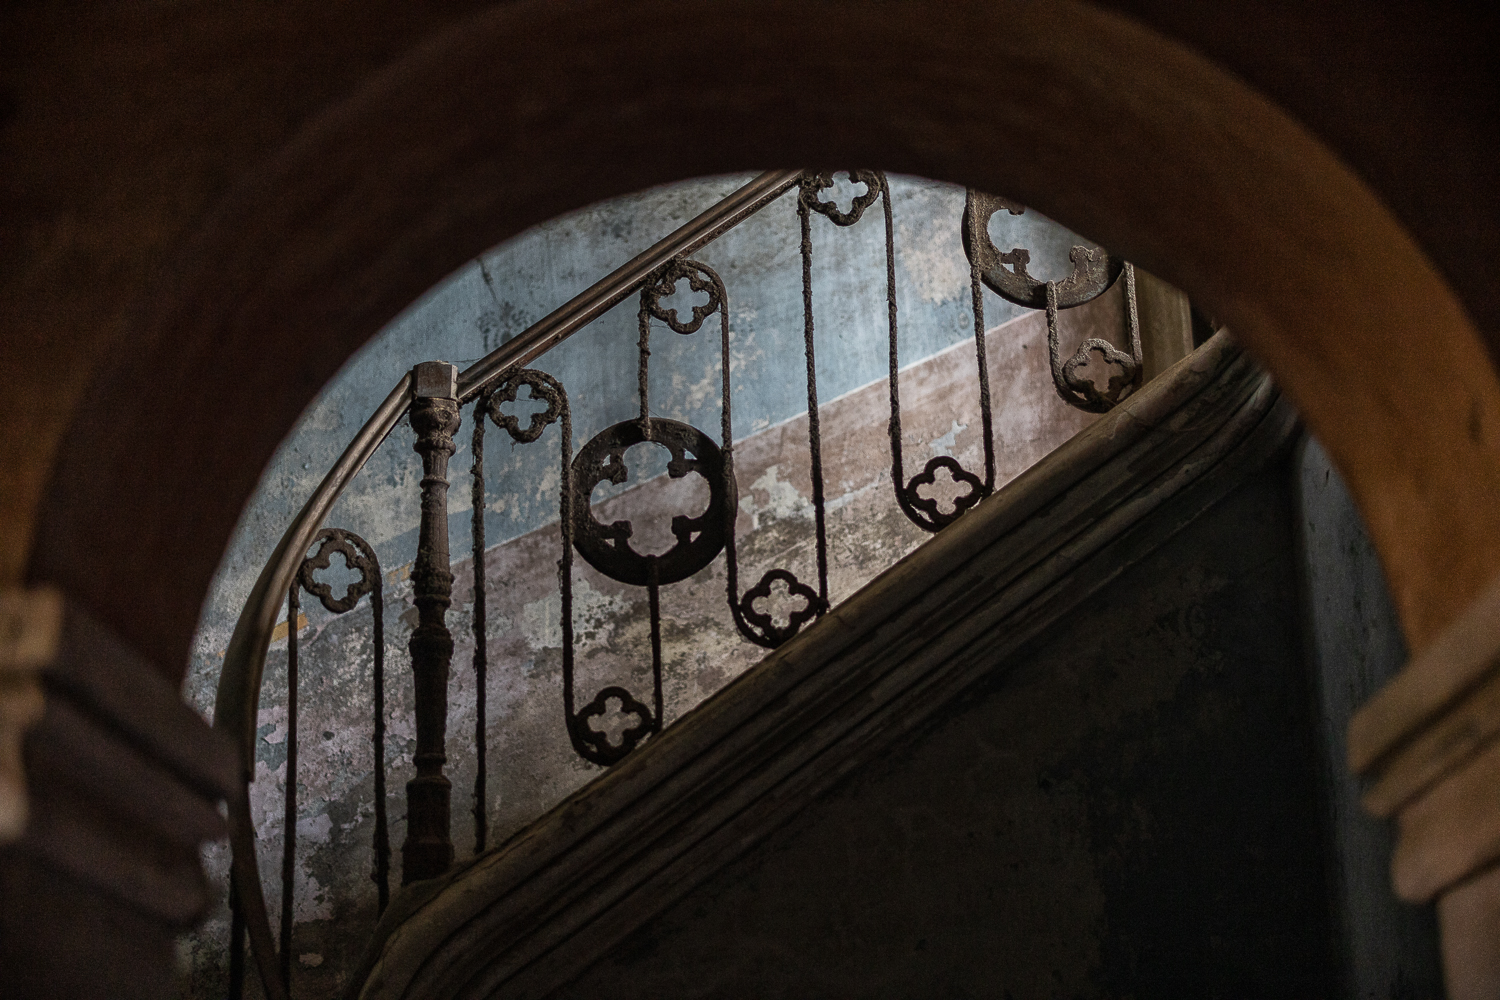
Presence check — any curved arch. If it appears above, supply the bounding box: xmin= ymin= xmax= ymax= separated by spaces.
xmin=30 ymin=0 xmax=1500 ymax=677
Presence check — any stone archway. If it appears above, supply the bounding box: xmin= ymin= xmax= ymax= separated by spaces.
xmin=30 ymin=0 xmax=1500 ymax=673
xmin=19 ymin=2 xmax=1500 ymax=992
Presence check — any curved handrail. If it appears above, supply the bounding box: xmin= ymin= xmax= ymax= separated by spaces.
xmin=211 ymin=168 xmax=804 ymax=999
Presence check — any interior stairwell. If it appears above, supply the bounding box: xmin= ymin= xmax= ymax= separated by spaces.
xmin=340 ymin=332 xmax=1383 ymax=999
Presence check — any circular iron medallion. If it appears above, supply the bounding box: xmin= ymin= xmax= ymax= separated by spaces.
xmin=570 ymin=418 xmax=733 ymax=587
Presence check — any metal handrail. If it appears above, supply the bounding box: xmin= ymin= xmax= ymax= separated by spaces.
xmin=211 ymin=168 xmax=804 ymax=1000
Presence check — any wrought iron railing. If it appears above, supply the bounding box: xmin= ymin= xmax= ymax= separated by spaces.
xmin=213 ymin=169 xmax=1144 ymax=999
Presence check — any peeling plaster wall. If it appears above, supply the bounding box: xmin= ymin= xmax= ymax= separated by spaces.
xmin=177 ymin=175 xmax=1120 ymax=996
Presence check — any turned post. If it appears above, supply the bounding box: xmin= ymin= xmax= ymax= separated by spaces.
xmin=403 ymin=361 xmax=459 ymax=882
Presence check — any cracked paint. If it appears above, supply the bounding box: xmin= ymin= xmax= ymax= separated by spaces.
xmin=176 ymin=175 xmax=1116 ymax=999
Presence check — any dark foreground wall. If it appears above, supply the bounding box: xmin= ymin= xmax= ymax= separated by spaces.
xmin=554 ymin=447 xmax=1439 ymax=999
xmin=1296 ymin=438 xmax=1445 ymax=999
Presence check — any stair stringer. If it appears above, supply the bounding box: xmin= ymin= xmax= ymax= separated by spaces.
xmin=351 ymin=332 xmax=1297 ymax=1000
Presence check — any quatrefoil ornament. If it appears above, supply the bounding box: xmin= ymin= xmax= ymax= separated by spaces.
xmin=574 ymin=685 xmax=656 ymax=766
xmin=901 ymin=456 xmax=989 ymax=531
xmin=570 ymin=419 xmax=735 ymax=587
xmin=961 ymin=189 xmax=1123 ymax=309
xmin=738 ymin=568 xmax=825 ymax=647
xmin=1060 ymin=338 xmax=1141 ymax=413
xmin=486 ymin=369 xmax=564 ymax=444
xmin=643 ymin=259 xmax=724 ymax=335
xmin=297 ymin=529 xmax=379 ymax=613
xmin=799 ymin=170 xmax=884 ymax=227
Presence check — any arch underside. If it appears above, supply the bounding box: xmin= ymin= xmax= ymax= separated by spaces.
xmin=29 ymin=0 xmax=1500 ymax=677
xmin=14 ymin=4 xmax=1500 ymax=995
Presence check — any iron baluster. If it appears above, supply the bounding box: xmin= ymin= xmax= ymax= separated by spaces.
xmin=280 ymin=584 xmax=298 ymax=992
xmin=1042 ymin=263 xmax=1143 ymax=412
xmin=360 ymin=544 xmax=390 ymax=916
xmin=300 ymin=530 xmax=388 ymax=911
xmin=273 ymin=527 xmax=389 ymax=995
xmin=403 ymin=361 xmax=460 ymax=883
xmin=470 ymin=392 xmax=488 ymax=856
xmin=672 ymin=250 xmax=825 ymax=649
xmin=887 ymin=175 xmax=997 ymax=531
xmin=228 ymin=878 xmax=246 ymax=1000
xmin=796 ymin=182 xmax=832 ymax=607
xmin=961 ymin=188 xmax=1140 ymax=412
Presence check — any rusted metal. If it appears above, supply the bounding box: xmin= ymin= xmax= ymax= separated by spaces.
xmin=735 ymin=569 xmax=823 ymax=647
xmin=796 ymin=182 xmax=833 ymax=604
xmin=642 ymin=258 xmax=725 ymax=335
xmin=281 ymin=583 xmax=298 ymax=991
xmin=470 ymin=394 xmax=488 ymax=856
xmin=570 ymin=419 xmax=732 ymax=588
xmin=481 ymin=367 xmax=660 ymax=769
xmin=1045 ymin=263 xmax=1144 ymax=412
xmin=264 ymin=526 xmax=387 ymax=999
xmin=403 ymin=361 xmax=459 ymax=884
xmin=485 ymin=371 xmax=567 ymax=443
xmin=962 ymin=190 xmax=1123 ymax=310
xmin=296 ymin=529 xmax=381 ymax=612
xmin=706 ymin=239 xmax=827 ymax=648
xmin=296 ymin=530 xmax=389 ymax=912
xmin=889 ymin=173 xmax=997 ymax=532
xmin=561 ymin=284 xmax=730 ymax=764
xmin=800 ymin=170 xmax=883 ymax=227
xmin=960 ymin=188 xmax=1142 ymax=413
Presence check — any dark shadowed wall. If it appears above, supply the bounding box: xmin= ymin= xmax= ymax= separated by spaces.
xmin=553 ymin=445 xmax=1442 ymax=1000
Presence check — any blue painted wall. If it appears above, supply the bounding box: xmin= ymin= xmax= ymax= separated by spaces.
xmin=186 ymin=173 xmax=1095 ymax=683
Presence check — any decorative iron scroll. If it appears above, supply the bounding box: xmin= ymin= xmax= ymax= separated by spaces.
xmin=471 ymin=369 xmax=572 ymax=801
xmin=800 ymin=171 xmax=1000 ymax=534
xmin=960 ymin=189 xmax=1143 ymax=413
xmin=800 ymin=170 xmax=883 ymax=227
xmin=961 ymin=190 xmax=1123 ymax=310
xmin=570 ymin=419 xmax=731 ymax=587
xmin=559 ymin=280 xmax=690 ymax=764
xmin=276 ymin=528 xmax=385 ymax=994
xmin=1045 ymin=264 xmax=1144 ymax=412
xmin=700 ymin=244 xmax=828 ymax=649
xmin=470 ymin=367 xmax=572 ymax=851
xmin=891 ymin=176 xmax=998 ymax=531
xmin=642 ymin=257 xmax=725 ymax=335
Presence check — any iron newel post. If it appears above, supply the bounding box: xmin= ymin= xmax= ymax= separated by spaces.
xmin=403 ymin=361 xmax=459 ymax=883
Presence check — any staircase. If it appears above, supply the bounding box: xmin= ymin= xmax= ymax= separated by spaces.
xmin=346 ymin=333 xmax=1310 ymax=999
